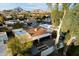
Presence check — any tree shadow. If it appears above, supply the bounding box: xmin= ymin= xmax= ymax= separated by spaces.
xmin=58 ymin=44 xmax=79 ymax=56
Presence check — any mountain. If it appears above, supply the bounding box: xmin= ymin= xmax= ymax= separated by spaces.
xmin=14 ymin=7 xmax=23 ymax=12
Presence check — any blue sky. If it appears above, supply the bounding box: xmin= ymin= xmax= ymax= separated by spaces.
xmin=0 ymin=3 xmax=48 ymax=11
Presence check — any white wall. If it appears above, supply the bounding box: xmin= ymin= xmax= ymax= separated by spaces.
xmin=0 ymin=32 xmax=8 ymax=44
xmin=41 ymin=46 xmax=55 ymax=56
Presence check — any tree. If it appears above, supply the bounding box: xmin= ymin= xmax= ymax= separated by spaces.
xmin=47 ymin=3 xmax=77 ymax=56
xmin=10 ymin=11 xmax=17 ymax=19
xmin=12 ymin=22 xmax=24 ymax=29
xmin=7 ymin=37 xmax=33 ymax=56
xmin=61 ymin=4 xmax=79 ymax=55
xmin=0 ymin=27 xmax=9 ymax=32
xmin=47 ymin=3 xmax=69 ymax=45
xmin=0 ymin=14 xmax=4 ymax=24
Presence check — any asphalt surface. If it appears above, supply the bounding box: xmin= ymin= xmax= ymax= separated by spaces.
xmin=0 ymin=44 xmax=6 ymax=56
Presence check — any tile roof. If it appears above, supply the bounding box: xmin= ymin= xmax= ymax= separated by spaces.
xmin=26 ymin=27 xmax=47 ymax=37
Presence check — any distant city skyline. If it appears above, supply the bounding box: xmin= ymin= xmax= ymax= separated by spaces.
xmin=0 ymin=3 xmax=48 ymax=11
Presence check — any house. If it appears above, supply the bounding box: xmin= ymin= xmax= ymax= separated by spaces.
xmin=39 ymin=24 xmax=52 ymax=32
xmin=12 ymin=28 xmax=32 ymax=43
xmin=0 ymin=32 xmax=8 ymax=44
xmin=26 ymin=27 xmax=56 ymax=56
xmin=31 ymin=33 xmax=55 ymax=56
xmin=0 ymin=32 xmax=8 ymax=56
xmin=5 ymin=21 xmax=16 ymax=25
xmin=11 ymin=27 xmax=63 ymax=56
xmin=26 ymin=27 xmax=47 ymax=37
xmin=5 ymin=15 xmax=12 ymax=19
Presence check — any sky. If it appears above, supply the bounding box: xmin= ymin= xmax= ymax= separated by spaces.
xmin=0 ymin=3 xmax=48 ymax=11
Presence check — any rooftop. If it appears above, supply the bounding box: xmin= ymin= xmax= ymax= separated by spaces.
xmin=26 ymin=27 xmax=47 ymax=37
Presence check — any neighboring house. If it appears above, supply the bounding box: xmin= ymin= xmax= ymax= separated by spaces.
xmin=0 ymin=32 xmax=8 ymax=56
xmin=0 ymin=32 xmax=8 ymax=44
xmin=39 ymin=24 xmax=52 ymax=32
xmin=12 ymin=28 xmax=32 ymax=43
xmin=5 ymin=21 xmax=16 ymax=25
xmin=5 ymin=15 xmax=12 ymax=19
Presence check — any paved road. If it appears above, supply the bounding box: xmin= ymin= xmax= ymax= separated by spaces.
xmin=0 ymin=44 xmax=6 ymax=56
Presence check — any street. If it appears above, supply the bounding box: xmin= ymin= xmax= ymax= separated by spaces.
xmin=0 ymin=44 xmax=6 ymax=56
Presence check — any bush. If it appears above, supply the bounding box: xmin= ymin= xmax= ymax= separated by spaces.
xmin=0 ymin=27 xmax=9 ymax=32
xmin=7 ymin=37 xmax=33 ymax=56
xmin=12 ymin=22 xmax=24 ymax=29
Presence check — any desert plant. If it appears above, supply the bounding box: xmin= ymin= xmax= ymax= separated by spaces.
xmin=7 ymin=37 xmax=33 ymax=56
